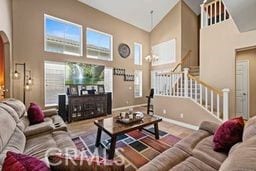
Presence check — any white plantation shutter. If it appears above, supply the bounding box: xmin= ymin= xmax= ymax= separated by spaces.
xmin=44 ymin=61 xmax=65 ymax=106
xmin=134 ymin=70 xmax=143 ymax=97
xmin=134 ymin=43 xmax=142 ymax=65
xmin=104 ymin=67 xmax=113 ymax=93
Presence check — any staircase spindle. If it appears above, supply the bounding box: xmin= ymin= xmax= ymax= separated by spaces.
xmin=217 ymin=94 xmax=220 ymax=118
xmin=211 ymin=90 xmax=214 ymax=113
xmin=205 ymin=87 xmax=208 ymax=109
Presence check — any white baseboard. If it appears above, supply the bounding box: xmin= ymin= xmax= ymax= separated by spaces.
xmin=155 ymin=115 xmax=199 ymax=130
xmin=112 ymin=103 xmax=147 ymax=112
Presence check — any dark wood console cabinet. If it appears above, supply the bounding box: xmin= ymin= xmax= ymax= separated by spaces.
xmin=67 ymin=93 xmax=111 ymax=123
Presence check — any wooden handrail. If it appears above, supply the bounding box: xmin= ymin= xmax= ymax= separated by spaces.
xmin=188 ymin=74 xmax=223 ymax=95
xmin=172 ymin=50 xmax=192 ymax=72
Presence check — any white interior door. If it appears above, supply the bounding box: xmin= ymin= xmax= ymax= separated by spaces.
xmin=236 ymin=61 xmax=249 ymax=119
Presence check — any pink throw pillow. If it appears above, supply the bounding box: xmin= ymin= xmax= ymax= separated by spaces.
xmin=27 ymin=103 xmax=45 ymax=125
xmin=213 ymin=117 xmax=244 ymax=152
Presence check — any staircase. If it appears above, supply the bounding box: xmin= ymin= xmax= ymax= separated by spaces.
xmin=154 ymin=51 xmax=230 ymax=122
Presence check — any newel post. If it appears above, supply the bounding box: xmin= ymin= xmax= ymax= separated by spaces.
xmin=183 ymin=68 xmax=189 ymax=97
xmin=222 ymin=88 xmax=230 ymax=121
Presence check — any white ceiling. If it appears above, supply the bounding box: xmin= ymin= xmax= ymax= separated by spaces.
xmin=223 ymin=0 xmax=256 ymax=32
xmin=78 ymin=0 xmax=203 ymax=32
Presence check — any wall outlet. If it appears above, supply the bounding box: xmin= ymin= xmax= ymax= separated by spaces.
xmin=129 ymin=86 xmax=132 ymax=90
xmin=180 ymin=113 xmax=184 ymax=118
xmin=126 ymin=101 xmax=129 ymax=104
xmin=163 ymin=109 xmax=167 ymax=114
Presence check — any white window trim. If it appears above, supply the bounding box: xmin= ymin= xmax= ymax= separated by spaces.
xmin=86 ymin=27 xmax=113 ymax=61
xmin=134 ymin=70 xmax=143 ymax=98
xmin=44 ymin=61 xmax=66 ymax=107
xmin=134 ymin=42 xmax=143 ymax=65
xmin=44 ymin=14 xmax=83 ymax=56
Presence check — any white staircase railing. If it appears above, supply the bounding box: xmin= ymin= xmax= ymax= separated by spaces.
xmin=201 ymin=0 xmax=230 ymax=28
xmin=155 ymin=68 xmax=230 ymax=121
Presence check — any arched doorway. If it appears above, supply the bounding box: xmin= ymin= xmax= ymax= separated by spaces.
xmin=0 ymin=31 xmax=11 ymax=99
xmin=0 ymin=36 xmax=5 ymax=99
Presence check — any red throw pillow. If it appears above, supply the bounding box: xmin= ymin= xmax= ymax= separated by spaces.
xmin=213 ymin=117 xmax=244 ymax=152
xmin=27 ymin=103 xmax=45 ymax=125
xmin=2 ymin=151 xmax=50 ymax=171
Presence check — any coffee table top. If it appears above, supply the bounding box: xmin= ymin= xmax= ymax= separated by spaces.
xmin=94 ymin=115 xmax=162 ymax=136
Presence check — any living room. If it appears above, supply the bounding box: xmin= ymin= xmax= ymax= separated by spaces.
xmin=1 ymin=0 xmax=256 ymax=170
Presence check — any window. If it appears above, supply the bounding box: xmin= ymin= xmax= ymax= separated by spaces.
xmin=44 ymin=61 xmax=65 ymax=106
xmin=104 ymin=67 xmax=113 ymax=93
xmin=86 ymin=28 xmax=113 ymax=61
xmin=134 ymin=43 xmax=142 ymax=65
xmin=134 ymin=70 xmax=143 ymax=97
xmin=44 ymin=14 xmax=83 ymax=56
xmin=152 ymin=39 xmax=176 ymax=66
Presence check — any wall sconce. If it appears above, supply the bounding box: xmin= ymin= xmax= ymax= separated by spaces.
xmin=13 ymin=63 xmax=33 ymax=103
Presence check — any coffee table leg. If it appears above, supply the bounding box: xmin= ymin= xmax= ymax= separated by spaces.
xmin=95 ymin=127 xmax=102 ymax=147
xmin=154 ymin=123 xmax=160 ymax=140
xmin=108 ymin=136 xmax=117 ymax=159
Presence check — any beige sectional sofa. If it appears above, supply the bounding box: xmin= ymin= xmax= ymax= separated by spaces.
xmin=139 ymin=118 xmax=256 ymax=171
xmin=0 ymin=99 xmax=76 ymax=169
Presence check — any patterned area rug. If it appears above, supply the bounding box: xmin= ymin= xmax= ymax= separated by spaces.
xmin=72 ymin=128 xmax=181 ymax=170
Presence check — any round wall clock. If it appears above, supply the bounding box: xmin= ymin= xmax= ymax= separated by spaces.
xmin=118 ymin=43 xmax=130 ymax=58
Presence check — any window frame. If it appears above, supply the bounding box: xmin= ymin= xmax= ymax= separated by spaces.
xmin=134 ymin=42 xmax=143 ymax=65
xmin=44 ymin=14 xmax=83 ymax=56
xmin=134 ymin=70 xmax=143 ymax=98
xmin=86 ymin=27 xmax=113 ymax=61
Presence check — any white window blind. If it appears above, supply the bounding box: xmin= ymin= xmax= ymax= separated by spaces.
xmin=104 ymin=67 xmax=113 ymax=93
xmin=86 ymin=28 xmax=113 ymax=61
xmin=44 ymin=14 xmax=83 ymax=56
xmin=134 ymin=43 xmax=142 ymax=65
xmin=44 ymin=61 xmax=65 ymax=106
xmin=152 ymin=39 xmax=176 ymax=66
xmin=134 ymin=70 xmax=143 ymax=97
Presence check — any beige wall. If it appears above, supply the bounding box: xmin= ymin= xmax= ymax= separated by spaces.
xmin=0 ymin=0 xmax=13 ymax=97
xmin=237 ymin=49 xmax=256 ymax=117
xmin=200 ymin=19 xmax=256 ymax=118
xmin=181 ymin=1 xmax=199 ymax=66
xmin=154 ymin=96 xmax=221 ymax=126
xmin=12 ymin=0 xmax=150 ymax=108
xmin=150 ymin=0 xmax=199 ymax=70
xmin=150 ymin=1 xmax=182 ymax=71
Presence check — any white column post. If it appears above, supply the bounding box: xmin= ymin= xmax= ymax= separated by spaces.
xmin=201 ymin=4 xmax=204 ymax=28
xmin=183 ymin=68 xmax=189 ymax=97
xmin=222 ymin=88 xmax=230 ymax=121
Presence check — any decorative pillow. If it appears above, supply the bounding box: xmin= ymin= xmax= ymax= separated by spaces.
xmin=27 ymin=103 xmax=45 ymax=125
xmin=2 ymin=151 xmax=50 ymax=171
xmin=243 ymin=116 xmax=256 ymax=141
xmin=48 ymin=153 xmax=125 ymax=171
xmin=213 ymin=117 xmax=244 ymax=152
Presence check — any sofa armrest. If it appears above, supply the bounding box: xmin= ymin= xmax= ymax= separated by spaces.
xmin=24 ymin=119 xmax=54 ymax=137
xmin=43 ymin=108 xmax=58 ymax=117
xmin=199 ymin=121 xmax=220 ymax=135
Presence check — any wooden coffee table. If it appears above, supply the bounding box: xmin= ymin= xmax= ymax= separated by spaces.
xmin=94 ymin=115 xmax=162 ymax=159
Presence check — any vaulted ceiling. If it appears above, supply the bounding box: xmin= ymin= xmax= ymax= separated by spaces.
xmin=78 ymin=0 xmax=204 ymax=32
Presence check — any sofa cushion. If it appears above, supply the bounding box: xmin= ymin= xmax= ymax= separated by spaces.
xmin=0 ymin=103 xmax=20 ymax=123
xmin=171 ymin=157 xmax=217 ymax=171
xmin=2 ymin=151 xmax=50 ymax=171
xmin=243 ymin=116 xmax=256 ymax=141
xmin=0 ymin=128 xmax=26 ymax=165
xmin=138 ymin=146 xmax=190 ymax=171
xmin=174 ymin=130 xmax=210 ymax=155
xmin=24 ymin=118 xmax=54 ymax=137
xmin=27 ymin=103 xmax=45 ymax=125
xmin=2 ymin=99 xmax=26 ymax=118
xmin=213 ymin=117 xmax=244 ymax=152
xmin=48 ymin=154 xmax=124 ymax=171
xmin=199 ymin=121 xmax=220 ymax=135
xmin=219 ymin=136 xmax=256 ymax=171
xmin=0 ymin=108 xmax=17 ymax=152
xmin=25 ymin=131 xmax=76 ymax=160
xmin=192 ymin=136 xmax=227 ymax=170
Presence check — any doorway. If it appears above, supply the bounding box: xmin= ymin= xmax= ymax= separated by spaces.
xmin=0 ymin=36 xmax=4 ymax=99
xmin=236 ymin=60 xmax=249 ymax=119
